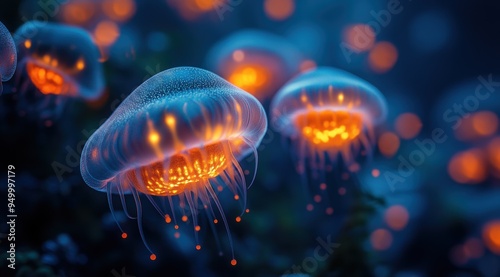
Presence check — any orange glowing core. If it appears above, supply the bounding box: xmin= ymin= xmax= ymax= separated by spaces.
xmin=228 ymin=65 xmax=269 ymax=95
xmin=128 ymin=142 xmax=229 ymax=196
xmin=26 ymin=62 xmax=67 ymax=95
xmin=295 ymin=110 xmax=363 ymax=148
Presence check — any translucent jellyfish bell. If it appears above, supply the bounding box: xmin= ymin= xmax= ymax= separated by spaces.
xmin=271 ymin=67 xmax=387 ymax=174
xmin=80 ymin=67 xmax=267 ymax=265
xmin=0 ymin=21 xmax=17 ymax=94
xmin=13 ymin=21 xmax=104 ymax=119
xmin=206 ymin=29 xmax=303 ymax=101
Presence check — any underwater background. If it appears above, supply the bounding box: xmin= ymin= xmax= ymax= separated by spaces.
xmin=1 ymin=0 xmax=500 ymax=276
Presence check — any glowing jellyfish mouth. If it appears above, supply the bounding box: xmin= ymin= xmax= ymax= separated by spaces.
xmin=294 ymin=110 xmax=364 ymax=148
xmin=227 ymin=64 xmax=269 ymax=94
xmin=127 ymin=141 xmax=230 ymax=196
xmin=26 ymin=61 xmax=70 ymax=95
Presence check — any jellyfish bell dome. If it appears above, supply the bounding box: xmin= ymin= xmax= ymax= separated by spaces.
xmin=81 ymin=67 xmax=267 ymax=195
xmin=14 ymin=21 xmax=104 ymax=100
xmin=206 ymin=29 xmax=303 ymax=101
xmin=0 ymin=21 xmax=17 ymax=92
xmin=271 ymin=67 xmax=388 ymax=138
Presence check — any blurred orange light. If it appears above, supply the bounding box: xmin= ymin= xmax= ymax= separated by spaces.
xmin=448 ymin=149 xmax=487 ymax=185
xmin=94 ymin=20 xmax=120 ymax=47
xmin=378 ymin=132 xmax=400 ymax=157
xmin=343 ymin=24 xmax=375 ymax=53
xmin=227 ymin=65 xmax=269 ymax=96
xmin=384 ymin=205 xmax=409 ymax=231
xmin=300 ymin=59 xmax=317 ymax=72
xmin=368 ymin=41 xmax=398 ymax=73
xmin=455 ymin=111 xmax=498 ymax=141
xmin=370 ymin=229 xmax=392 ymax=250
xmin=102 ymin=0 xmax=136 ymax=22
xmin=264 ymin=0 xmax=295 ymax=21
xmin=483 ymin=220 xmax=500 ymax=254
xmin=61 ymin=1 xmax=96 ymax=25
xmin=395 ymin=113 xmax=422 ymax=139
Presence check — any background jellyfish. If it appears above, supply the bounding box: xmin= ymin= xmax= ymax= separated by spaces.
xmin=206 ymin=29 xmax=303 ymax=102
xmin=270 ymin=67 xmax=387 ymax=203
xmin=80 ymin=67 xmax=267 ymax=265
xmin=0 ymin=21 xmax=17 ymax=94
xmin=12 ymin=21 xmax=104 ymax=120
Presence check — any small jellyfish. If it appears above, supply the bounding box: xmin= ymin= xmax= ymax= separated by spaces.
xmin=206 ymin=29 xmax=303 ymax=102
xmin=0 ymin=21 xmax=17 ymax=94
xmin=13 ymin=21 xmax=104 ymax=119
xmin=80 ymin=67 xmax=267 ymax=264
xmin=271 ymin=67 xmax=387 ymax=190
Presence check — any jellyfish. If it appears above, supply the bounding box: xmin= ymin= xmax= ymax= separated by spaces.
xmin=80 ymin=67 xmax=267 ymax=264
xmin=0 ymin=21 xmax=17 ymax=94
xmin=13 ymin=21 xmax=104 ymax=120
xmin=206 ymin=29 xmax=303 ymax=102
xmin=270 ymin=67 xmax=387 ymax=199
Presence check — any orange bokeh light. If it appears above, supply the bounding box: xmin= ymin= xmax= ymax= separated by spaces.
xmin=378 ymin=132 xmax=400 ymax=157
xmin=264 ymin=0 xmax=295 ymax=21
xmin=227 ymin=65 xmax=269 ymax=95
xmin=61 ymin=1 xmax=96 ymax=25
xmin=370 ymin=229 xmax=393 ymax=250
xmin=448 ymin=149 xmax=487 ymax=185
xmin=369 ymin=41 xmax=398 ymax=73
xmin=395 ymin=113 xmax=422 ymax=139
xmin=482 ymin=220 xmax=500 ymax=254
xmin=384 ymin=205 xmax=409 ymax=231
xmin=102 ymin=0 xmax=136 ymax=22
xmin=455 ymin=111 xmax=498 ymax=141
xmin=343 ymin=24 xmax=376 ymax=53
xmin=94 ymin=20 xmax=120 ymax=47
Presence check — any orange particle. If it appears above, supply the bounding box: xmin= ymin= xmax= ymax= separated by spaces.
xmin=378 ymin=132 xmax=400 ymax=157
xmin=195 ymin=225 xmax=201 ymax=232
xmin=234 ymin=195 xmax=240 ymax=200
xmin=94 ymin=20 xmax=120 ymax=47
xmin=483 ymin=220 xmax=500 ymax=254
xmin=319 ymin=183 xmax=327 ymax=190
xmin=150 ymin=254 xmax=156 ymax=260
xmin=472 ymin=111 xmax=498 ymax=136
xmin=343 ymin=24 xmax=376 ymax=53
xmin=213 ymin=219 xmax=219 ymax=224
xmin=448 ymin=149 xmax=487 ymax=185
xmin=174 ymin=232 xmax=180 ymax=239
xmin=174 ymin=225 xmax=179 ymax=230
xmin=182 ymin=215 xmax=188 ymax=222
xmin=369 ymin=41 xmax=398 ymax=73
xmin=395 ymin=113 xmax=422 ymax=139
xmin=165 ymin=215 xmax=172 ymax=224
xmin=306 ymin=204 xmax=314 ymax=211
xmin=235 ymin=216 xmax=242 ymax=223
xmin=195 ymin=245 xmax=201 ymax=250
xmin=231 ymin=259 xmax=237 ymax=266
xmin=372 ymin=169 xmax=380 ymax=178
xmin=264 ymin=0 xmax=295 ymax=21
xmin=370 ymin=229 xmax=393 ymax=250
xmin=245 ymin=208 xmax=250 ymax=213
xmin=233 ymin=50 xmax=245 ymax=62
xmin=384 ymin=205 xmax=409 ymax=231
xmin=121 ymin=232 xmax=128 ymax=239
xmin=313 ymin=194 xmax=322 ymax=203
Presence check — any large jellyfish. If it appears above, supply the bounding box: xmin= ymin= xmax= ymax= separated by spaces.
xmin=271 ymin=67 xmax=387 ymax=191
xmin=0 ymin=21 xmax=17 ymax=94
xmin=13 ymin=21 xmax=104 ymax=119
xmin=206 ymin=29 xmax=303 ymax=102
xmin=80 ymin=67 xmax=267 ymax=264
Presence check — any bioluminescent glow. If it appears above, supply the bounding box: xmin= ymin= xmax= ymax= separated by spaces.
xmin=0 ymin=21 xmax=17 ymax=94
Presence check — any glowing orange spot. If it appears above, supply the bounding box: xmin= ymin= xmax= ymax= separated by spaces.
xmin=343 ymin=24 xmax=375 ymax=53
xmin=384 ymin=205 xmax=409 ymax=231
xmin=370 ymin=229 xmax=393 ymax=250
xmin=195 ymin=0 xmax=218 ymax=11
xmin=378 ymin=132 xmax=400 ymax=157
xmin=319 ymin=183 xmax=327 ymax=190
xmin=174 ymin=232 xmax=180 ymax=239
xmin=295 ymin=110 xmax=363 ymax=148
xmin=472 ymin=111 xmax=498 ymax=136
xmin=148 ymin=132 xmax=160 ymax=144
xmin=369 ymin=41 xmax=398 ymax=73
xmin=26 ymin=62 xmax=68 ymax=95
xmin=127 ymin=142 xmax=229 ymax=196
xmin=395 ymin=113 xmax=422 ymax=139
xmin=234 ymin=195 xmax=240 ymax=200
xmin=306 ymin=204 xmax=314 ymax=211
xmin=264 ymin=0 xmax=295 ymax=20
xmin=94 ymin=20 xmax=120 ymax=47
xmin=121 ymin=232 xmax=128 ymax=239
xmin=232 ymin=50 xmax=245 ymax=62
xmin=326 ymin=207 xmax=334 ymax=215
xmin=483 ymin=220 xmax=500 ymax=254
xmin=76 ymin=58 xmax=85 ymax=70
xmin=313 ymin=195 xmax=322 ymax=203
xmin=195 ymin=225 xmax=201 ymax=232
xmin=61 ymin=2 xmax=95 ymax=25
xmin=24 ymin=40 xmax=32 ymax=49
xmin=228 ymin=65 xmax=269 ymax=95
xmin=488 ymin=137 xmax=500 ymax=175
xmin=448 ymin=149 xmax=487 ymax=185
xmin=182 ymin=215 xmax=188 ymax=222
xmin=165 ymin=215 xmax=172 ymax=224
xmin=245 ymin=208 xmax=250 ymax=213
xmin=195 ymin=245 xmax=201 ymax=250
xmin=150 ymin=254 xmax=156 ymax=260
xmin=372 ymin=169 xmax=380 ymax=178
xmin=230 ymin=259 xmax=237 ymax=266
xmin=300 ymin=59 xmax=317 ymax=72
xmin=235 ymin=216 xmax=241 ymax=223
xmin=213 ymin=219 xmax=219 ymax=224
xmin=102 ymin=0 xmax=136 ymax=22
